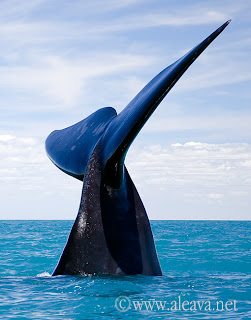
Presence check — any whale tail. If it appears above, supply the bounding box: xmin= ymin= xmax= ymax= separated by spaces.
xmin=99 ymin=20 xmax=231 ymax=187
xmin=45 ymin=107 xmax=117 ymax=181
xmin=46 ymin=21 xmax=231 ymax=276
xmin=46 ymin=20 xmax=231 ymax=184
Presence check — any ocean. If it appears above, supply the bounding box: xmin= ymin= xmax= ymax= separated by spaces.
xmin=0 ymin=220 xmax=250 ymax=319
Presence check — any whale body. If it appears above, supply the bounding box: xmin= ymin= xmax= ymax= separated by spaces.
xmin=46 ymin=21 xmax=230 ymax=276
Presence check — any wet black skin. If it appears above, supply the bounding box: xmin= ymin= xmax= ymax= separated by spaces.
xmin=45 ymin=21 xmax=231 ymax=276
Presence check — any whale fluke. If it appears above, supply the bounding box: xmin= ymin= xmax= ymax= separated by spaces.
xmin=46 ymin=21 xmax=231 ymax=276
xmin=46 ymin=107 xmax=117 ymax=181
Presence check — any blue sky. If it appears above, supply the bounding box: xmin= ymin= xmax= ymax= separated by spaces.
xmin=0 ymin=0 xmax=250 ymax=220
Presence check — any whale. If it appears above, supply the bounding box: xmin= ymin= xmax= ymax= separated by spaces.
xmin=46 ymin=21 xmax=230 ymax=276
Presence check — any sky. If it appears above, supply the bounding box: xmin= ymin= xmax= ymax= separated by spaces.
xmin=0 ymin=0 xmax=250 ymax=220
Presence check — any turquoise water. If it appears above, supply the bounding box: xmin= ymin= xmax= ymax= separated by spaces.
xmin=0 ymin=220 xmax=250 ymax=319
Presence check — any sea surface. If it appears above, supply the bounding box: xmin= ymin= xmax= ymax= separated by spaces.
xmin=0 ymin=220 xmax=250 ymax=319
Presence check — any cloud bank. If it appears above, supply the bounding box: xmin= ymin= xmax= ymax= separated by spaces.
xmin=0 ymin=135 xmax=250 ymax=219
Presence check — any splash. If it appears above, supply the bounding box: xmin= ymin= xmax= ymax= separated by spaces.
xmin=37 ymin=271 xmax=51 ymax=277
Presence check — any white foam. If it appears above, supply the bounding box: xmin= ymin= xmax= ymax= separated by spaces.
xmin=37 ymin=271 xmax=51 ymax=277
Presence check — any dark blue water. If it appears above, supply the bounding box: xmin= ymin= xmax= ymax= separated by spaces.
xmin=0 ymin=221 xmax=250 ymax=319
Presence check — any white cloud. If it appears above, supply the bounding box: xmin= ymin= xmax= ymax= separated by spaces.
xmin=125 ymin=141 xmax=251 ymax=219
xmin=0 ymin=135 xmax=79 ymax=194
xmin=0 ymin=1 xmax=238 ymax=48
xmin=240 ymin=160 xmax=251 ymax=167
xmin=207 ymin=193 xmax=224 ymax=199
xmin=172 ymin=63 xmax=251 ymax=92
xmin=126 ymin=141 xmax=251 ymax=189
xmin=88 ymin=11 xmax=228 ymax=34
xmin=142 ymin=114 xmax=251 ymax=137
xmin=0 ymin=10 xmax=227 ymax=50
xmin=0 ymin=0 xmax=46 ymax=21
xmin=0 ymin=0 xmax=250 ymax=219
xmin=0 ymin=0 xmax=249 ymax=116
xmin=2 ymin=137 xmax=250 ymax=194
xmin=0 ymin=54 xmax=154 ymax=107
xmin=0 ymin=134 xmax=16 ymax=142
xmin=87 ymin=0 xmax=148 ymax=11
xmin=0 ymin=136 xmax=250 ymax=219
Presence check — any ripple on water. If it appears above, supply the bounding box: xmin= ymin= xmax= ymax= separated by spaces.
xmin=0 ymin=220 xmax=250 ymax=319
